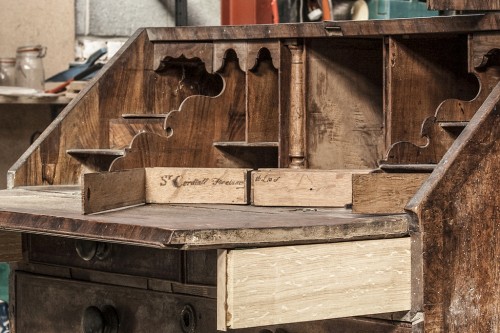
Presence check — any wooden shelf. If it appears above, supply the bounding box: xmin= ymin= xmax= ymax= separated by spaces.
xmin=213 ymin=141 xmax=279 ymax=148
xmin=0 ymin=95 xmax=72 ymax=105
xmin=379 ymin=163 xmax=436 ymax=173
xmin=122 ymin=114 xmax=167 ymax=119
xmin=66 ymin=148 xmax=125 ymax=157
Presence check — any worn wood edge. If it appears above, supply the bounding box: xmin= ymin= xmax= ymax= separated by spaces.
xmin=7 ymin=29 xmax=148 ymax=189
xmin=0 ymin=212 xmax=173 ymax=249
xmin=217 ymin=249 xmax=228 ymax=331
xmin=326 ymin=13 xmax=500 ymax=36
xmin=0 ymin=230 xmax=22 ymax=262
xmin=352 ymin=173 xmax=429 ymax=214
xmin=144 ymin=167 xmax=251 ymax=205
xmin=146 ymin=15 xmax=500 ymax=41
xmin=224 ymin=238 xmax=411 ymax=329
xmin=171 ymin=215 xmax=410 ymax=249
xmin=82 ymin=168 xmax=146 ymax=214
xmin=252 ymin=169 xmax=371 ymax=207
xmin=406 ymin=81 xmax=500 ymax=216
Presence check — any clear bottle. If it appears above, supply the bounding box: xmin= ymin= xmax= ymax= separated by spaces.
xmin=0 ymin=58 xmax=16 ymax=86
xmin=15 ymin=45 xmax=46 ymax=91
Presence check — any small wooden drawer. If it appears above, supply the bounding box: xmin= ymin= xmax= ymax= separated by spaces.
xmin=27 ymin=234 xmax=218 ymax=285
xmin=218 ymin=238 xmax=411 ymax=330
xmin=28 ymin=235 xmax=182 ymax=281
xmin=15 ymin=272 xmax=217 ymax=333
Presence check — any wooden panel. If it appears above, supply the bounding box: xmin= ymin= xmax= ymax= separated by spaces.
xmin=147 ymin=16 xmax=500 ymax=41
xmin=145 ymin=168 xmax=250 ymax=204
xmin=352 ymin=173 xmax=428 ymax=214
xmin=408 ymin=83 xmax=500 ymax=332
xmin=15 ymin=273 xmax=217 ymax=333
xmin=153 ymin=42 xmax=213 ymax=72
xmin=109 ymin=118 xmax=166 ymax=149
xmin=246 ymin=47 xmax=279 ymax=143
xmin=428 ymin=0 xmax=500 ymax=10
xmin=0 ymin=231 xmax=22 ymax=262
xmin=28 ymin=235 xmax=182 ymax=281
xmin=252 ymin=169 xmax=368 ymax=207
xmin=221 ymin=238 xmax=411 ymax=329
xmin=306 ymin=38 xmax=384 ymax=169
xmin=0 ymin=187 xmax=410 ymax=249
xmin=82 ymin=168 xmax=145 ymax=214
xmin=386 ymin=36 xmax=478 ymax=149
xmin=110 ymin=51 xmax=248 ymax=171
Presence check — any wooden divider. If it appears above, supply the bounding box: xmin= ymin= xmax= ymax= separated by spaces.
xmin=352 ymin=173 xmax=429 ymax=214
xmin=252 ymin=169 xmax=369 ymax=207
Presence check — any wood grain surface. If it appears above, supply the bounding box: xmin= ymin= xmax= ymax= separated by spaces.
xmin=146 ymin=168 xmax=250 ymax=204
xmin=0 ymin=187 xmax=409 ymax=249
xmin=146 ymin=15 xmax=500 ymax=41
xmin=83 ymin=169 xmax=146 ymax=214
xmin=408 ymin=82 xmax=500 ymax=332
xmin=0 ymin=230 xmax=22 ymax=262
xmin=306 ymin=38 xmax=384 ymax=169
xmin=252 ymin=169 xmax=368 ymax=207
xmin=352 ymin=173 xmax=428 ymax=214
xmin=223 ymin=238 xmax=411 ymax=329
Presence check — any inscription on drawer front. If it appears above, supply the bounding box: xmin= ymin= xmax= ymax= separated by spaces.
xmin=28 ymin=235 xmax=182 ymax=281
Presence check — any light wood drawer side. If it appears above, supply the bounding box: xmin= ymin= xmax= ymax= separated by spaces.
xmin=218 ymin=238 xmax=411 ymax=330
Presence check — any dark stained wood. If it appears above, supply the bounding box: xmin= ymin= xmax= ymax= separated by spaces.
xmin=185 ymin=250 xmax=218 ymax=285
xmin=382 ymin=116 xmax=456 ymax=165
xmin=407 ymin=82 xmax=500 ymax=332
xmin=153 ymin=42 xmax=213 ymax=72
xmin=326 ymin=14 xmax=500 ymax=37
xmin=246 ymin=47 xmax=279 ymax=143
xmin=428 ymin=0 xmax=500 ymax=10
xmin=109 ymin=118 xmax=166 ymax=149
xmin=279 ymin=42 xmax=291 ymax=168
xmin=28 ymin=234 xmax=182 ymax=281
xmin=306 ymin=38 xmax=384 ymax=169
xmin=15 ymin=273 xmax=218 ymax=333
xmin=146 ymin=15 xmax=500 ymax=41
xmin=386 ymin=35 xmax=477 ymax=148
xmin=14 ymin=271 xmax=412 ymax=333
xmin=0 ymin=187 xmax=410 ymax=249
xmin=0 ymin=230 xmax=22 ymax=261
xmin=110 ymin=51 xmax=248 ymax=170
xmin=8 ymin=30 xmax=151 ymax=188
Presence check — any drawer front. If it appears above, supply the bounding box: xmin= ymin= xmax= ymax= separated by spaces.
xmin=15 ymin=272 xmax=216 ymax=333
xmin=14 ymin=272 xmax=411 ymax=333
xmin=28 ymin=235 xmax=182 ymax=281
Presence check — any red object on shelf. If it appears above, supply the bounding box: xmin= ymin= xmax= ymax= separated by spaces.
xmin=221 ymin=0 xmax=275 ymax=25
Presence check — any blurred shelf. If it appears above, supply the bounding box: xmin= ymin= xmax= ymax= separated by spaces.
xmin=0 ymin=95 xmax=72 ymax=105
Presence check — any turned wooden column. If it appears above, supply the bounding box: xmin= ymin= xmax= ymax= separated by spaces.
xmin=288 ymin=43 xmax=306 ymax=169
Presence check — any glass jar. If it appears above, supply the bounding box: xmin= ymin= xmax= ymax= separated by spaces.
xmin=15 ymin=45 xmax=46 ymax=91
xmin=0 ymin=57 xmax=16 ymax=86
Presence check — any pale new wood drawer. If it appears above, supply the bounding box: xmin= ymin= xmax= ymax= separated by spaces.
xmin=217 ymin=237 xmax=412 ymax=330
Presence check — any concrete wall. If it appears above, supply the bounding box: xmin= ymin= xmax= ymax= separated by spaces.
xmin=76 ymin=0 xmax=221 ymax=37
xmin=0 ymin=0 xmax=75 ymax=78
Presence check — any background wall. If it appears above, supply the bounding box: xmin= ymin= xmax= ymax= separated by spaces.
xmin=0 ymin=0 xmax=75 ymax=78
xmin=0 ymin=0 xmax=221 ymax=190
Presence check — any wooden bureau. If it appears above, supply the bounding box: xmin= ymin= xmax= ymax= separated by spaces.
xmin=0 ymin=10 xmax=499 ymax=333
